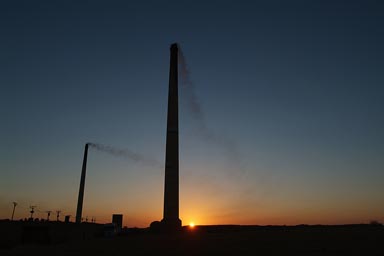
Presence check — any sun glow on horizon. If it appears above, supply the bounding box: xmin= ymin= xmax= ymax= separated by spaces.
xmin=189 ymin=222 xmax=195 ymax=228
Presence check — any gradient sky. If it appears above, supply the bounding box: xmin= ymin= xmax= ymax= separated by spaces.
xmin=1 ymin=0 xmax=384 ymax=227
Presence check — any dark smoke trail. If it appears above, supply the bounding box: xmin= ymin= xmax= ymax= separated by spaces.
xmin=178 ymin=46 xmax=270 ymax=213
xmin=87 ymin=143 xmax=162 ymax=168
xmin=178 ymin=48 xmax=205 ymax=125
xmin=178 ymin=46 xmax=241 ymax=167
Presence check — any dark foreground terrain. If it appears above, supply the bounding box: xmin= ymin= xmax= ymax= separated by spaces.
xmin=1 ymin=221 xmax=384 ymax=255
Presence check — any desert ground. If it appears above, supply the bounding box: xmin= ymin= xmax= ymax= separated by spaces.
xmin=1 ymin=221 xmax=384 ymax=255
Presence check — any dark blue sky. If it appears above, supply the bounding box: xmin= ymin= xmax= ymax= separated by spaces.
xmin=1 ymin=0 xmax=384 ymax=226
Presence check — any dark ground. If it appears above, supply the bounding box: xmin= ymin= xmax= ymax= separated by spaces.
xmin=1 ymin=221 xmax=384 ymax=255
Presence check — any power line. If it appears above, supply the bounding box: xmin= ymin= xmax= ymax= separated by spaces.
xmin=8 ymin=201 xmax=95 ymax=223
xmin=9 ymin=202 xmax=75 ymax=219
xmin=29 ymin=206 xmax=36 ymax=219
xmin=46 ymin=211 xmax=52 ymax=221
xmin=56 ymin=210 xmax=61 ymax=221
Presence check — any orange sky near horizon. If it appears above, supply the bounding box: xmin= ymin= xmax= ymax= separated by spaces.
xmin=2 ymin=170 xmax=383 ymax=228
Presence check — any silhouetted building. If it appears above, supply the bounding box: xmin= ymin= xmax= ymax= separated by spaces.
xmin=112 ymin=214 xmax=123 ymax=231
xmin=160 ymin=43 xmax=182 ymax=231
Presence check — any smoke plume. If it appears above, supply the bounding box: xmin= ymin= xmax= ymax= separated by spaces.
xmin=87 ymin=143 xmax=161 ymax=168
xmin=178 ymin=46 xmax=241 ymax=167
xmin=178 ymin=48 xmax=205 ymax=124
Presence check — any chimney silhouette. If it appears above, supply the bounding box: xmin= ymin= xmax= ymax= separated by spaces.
xmin=76 ymin=143 xmax=88 ymax=224
xmin=161 ymin=43 xmax=182 ymax=230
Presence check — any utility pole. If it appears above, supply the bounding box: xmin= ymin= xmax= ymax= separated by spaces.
xmin=46 ymin=211 xmax=52 ymax=221
xmin=29 ymin=206 xmax=36 ymax=219
xmin=56 ymin=210 xmax=61 ymax=221
xmin=11 ymin=202 xmax=17 ymax=221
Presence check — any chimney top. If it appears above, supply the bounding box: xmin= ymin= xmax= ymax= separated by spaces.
xmin=170 ymin=43 xmax=178 ymax=50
